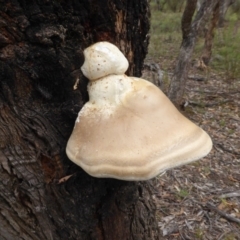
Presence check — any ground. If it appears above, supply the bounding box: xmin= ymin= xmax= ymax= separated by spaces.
xmin=142 ymin=57 xmax=240 ymax=240
xmin=143 ymin=5 xmax=240 ymax=239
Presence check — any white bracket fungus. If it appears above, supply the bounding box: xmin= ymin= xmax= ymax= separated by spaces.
xmin=66 ymin=41 xmax=212 ymax=181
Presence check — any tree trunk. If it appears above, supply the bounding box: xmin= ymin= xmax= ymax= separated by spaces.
xmin=201 ymin=1 xmax=220 ymax=66
xmin=0 ymin=1 xmax=160 ymax=239
xmin=219 ymin=0 xmax=236 ymax=27
xmin=168 ymin=0 xmax=219 ymax=106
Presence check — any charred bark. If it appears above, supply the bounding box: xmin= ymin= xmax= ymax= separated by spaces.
xmin=0 ymin=1 xmax=160 ymax=239
xmin=168 ymin=0 xmax=219 ymax=106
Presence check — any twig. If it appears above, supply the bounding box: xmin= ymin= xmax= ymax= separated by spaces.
xmin=188 ymin=99 xmax=232 ymax=107
xmin=229 ymin=116 xmax=240 ymax=122
xmin=215 ymin=143 xmax=240 ymax=156
xmin=171 ymin=171 xmax=183 ymax=187
xmin=143 ymin=62 xmax=165 ymax=87
xmin=205 ymin=203 xmax=240 ymax=224
xmin=218 ymin=230 xmax=236 ymax=240
xmin=188 ymin=75 xmax=206 ymax=81
xmin=203 ymin=211 xmax=212 ymax=231
xmin=189 ymin=89 xmax=240 ymax=95
xmin=219 ymin=190 xmax=240 ymax=199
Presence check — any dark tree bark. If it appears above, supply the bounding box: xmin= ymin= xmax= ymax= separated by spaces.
xmin=168 ymin=0 xmax=219 ymax=106
xmin=0 ymin=1 xmax=160 ymax=239
xmin=181 ymin=0 xmax=198 ymax=40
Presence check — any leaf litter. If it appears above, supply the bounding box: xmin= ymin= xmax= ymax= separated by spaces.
xmin=143 ymin=63 xmax=240 ymax=239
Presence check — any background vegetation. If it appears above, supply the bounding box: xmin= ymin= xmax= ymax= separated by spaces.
xmin=146 ymin=1 xmax=240 ymax=239
xmin=148 ymin=0 xmax=240 ymax=81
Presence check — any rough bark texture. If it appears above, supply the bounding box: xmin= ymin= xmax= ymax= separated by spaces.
xmin=168 ymin=0 xmax=219 ymax=106
xmin=201 ymin=1 xmax=220 ymax=66
xmin=181 ymin=0 xmax=198 ymax=40
xmin=0 ymin=1 xmax=160 ymax=239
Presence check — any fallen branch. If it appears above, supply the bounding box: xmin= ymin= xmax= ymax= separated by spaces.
xmin=205 ymin=203 xmax=240 ymax=224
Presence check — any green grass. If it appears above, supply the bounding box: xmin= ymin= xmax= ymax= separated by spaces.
xmin=148 ymin=3 xmax=240 ymax=80
xmin=176 ymin=188 xmax=189 ymax=199
xmin=148 ymin=9 xmax=182 ymax=61
xmin=211 ymin=20 xmax=240 ymax=80
xmin=195 ymin=228 xmax=204 ymax=239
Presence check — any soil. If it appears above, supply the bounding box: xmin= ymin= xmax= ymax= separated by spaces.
xmin=143 ymin=62 xmax=240 ymax=239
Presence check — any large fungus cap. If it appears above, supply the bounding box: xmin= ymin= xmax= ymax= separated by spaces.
xmin=66 ymin=42 xmax=212 ymax=181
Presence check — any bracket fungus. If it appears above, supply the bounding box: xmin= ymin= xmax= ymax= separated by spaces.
xmin=66 ymin=41 xmax=212 ymax=181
